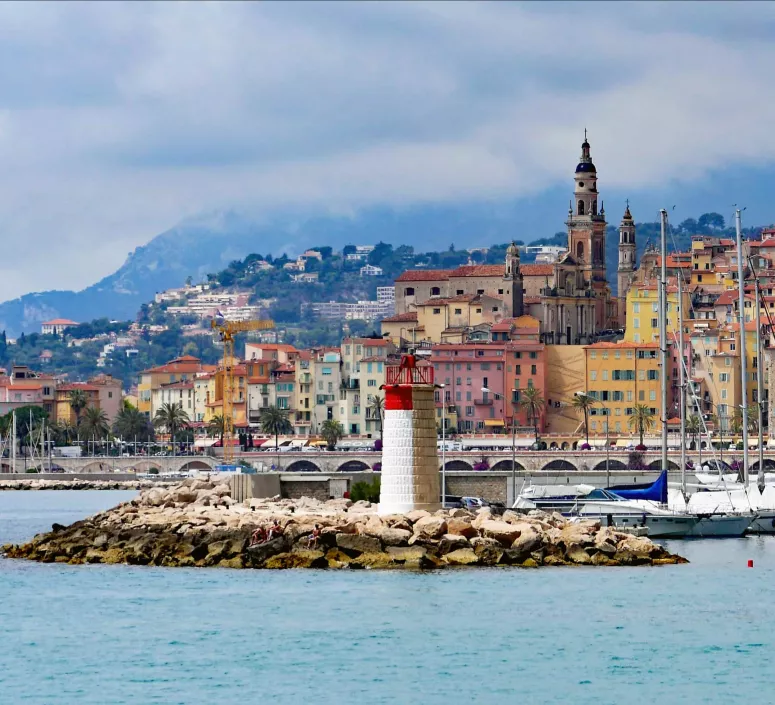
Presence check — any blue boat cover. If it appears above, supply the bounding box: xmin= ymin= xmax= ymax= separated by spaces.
xmin=609 ymin=470 xmax=667 ymax=504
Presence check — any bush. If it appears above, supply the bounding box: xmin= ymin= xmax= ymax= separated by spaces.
xmin=373 ymin=439 xmax=382 ymax=452
xmin=635 ymin=444 xmax=647 ymax=451
xmin=25 ymin=468 xmax=39 ymax=474
xmin=148 ymin=468 xmax=159 ymax=475
xmin=627 ymin=451 xmax=647 ymax=471
xmin=473 ymin=461 xmax=490 ymax=471
xmin=579 ymin=442 xmax=591 ymax=450
xmin=371 ymin=461 xmax=382 ymax=472
xmin=350 ymin=478 xmax=381 ymax=503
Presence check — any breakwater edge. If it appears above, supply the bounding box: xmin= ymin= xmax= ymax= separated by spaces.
xmin=2 ymin=476 xmax=686 ymax=569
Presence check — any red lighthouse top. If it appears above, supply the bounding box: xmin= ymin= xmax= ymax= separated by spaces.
xmin=385 ymin=353 xmax=434 ymax=386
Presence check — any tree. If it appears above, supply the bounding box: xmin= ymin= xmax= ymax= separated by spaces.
xmin=368 ymin=394 xmax=384 ymax=441
xmin=207 ymin=414 xmax=227 ymax=447
xmin=628 ymin=404 xmax=656 ymax=447
xmin=698 ymin=212 xmax=725 ymax=232
xmin=571 ymin=392 xmax=596 ymax=443
xmin=732 ymin=407 xmax=757 ymax=435
xmin=519 ymin=386 xmax=545 ymax=443
xmin=260 ymin=406 xmax=292 ymax=451
xmin=69 ymin=389 xmax=88 ymax=426
xmin=321 ymin=419 xmax=345 ymax=450
xmin=113 ymin=406 xmax=153 ymax=443
xmin=686 ymin=414 xmax=702 ymax=459
xmin=79 ymin=407 xmax=110 ymax=443
xmin=153 ymin=402 xmax=190 ymax=456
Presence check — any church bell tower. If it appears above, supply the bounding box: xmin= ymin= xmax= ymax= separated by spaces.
xmin=617 ymin=202 xmax=636 ymax=325
xmin=504 ymin=241 xmax=524 ymax=318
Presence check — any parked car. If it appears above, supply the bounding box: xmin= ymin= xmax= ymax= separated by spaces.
xmin=442 ymin=495 xmax=464 ymax=508
xmin=460 ymin=496 xmax=490 ymax=510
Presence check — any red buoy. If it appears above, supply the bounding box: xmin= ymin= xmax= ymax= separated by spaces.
xmin=748 ymin=559 xmax=754 ymax=568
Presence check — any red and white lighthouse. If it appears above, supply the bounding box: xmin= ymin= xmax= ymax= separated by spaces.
xmin=379 ymin=354 xmax=440 ymax=515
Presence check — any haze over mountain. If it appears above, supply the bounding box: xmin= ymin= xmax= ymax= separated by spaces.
xmin=2 ymin=2 xmax=775 ymax=334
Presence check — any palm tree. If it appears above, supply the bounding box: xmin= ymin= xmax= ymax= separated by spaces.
xmin=571 ymin=392 xmax=596 ymax=443
xmin=207 ymin=414 xmax=227 ymax=448
xmin=733 ymin=407 xmax=757 ymax=435
xmin=368 ymin=395 xmax=384 ymax=441
xmin=69 ymin=389 xmax=88 ymax=426
xmin=79 ymin=407 xmax=111 ymax=454
xmin=113 ymin=406 xmax=153 ymax=444
xmin=519 ymin=386 xmax=545 ymax=444
xmin=51 ymin=419 xmax=76 ymax=446
xmin=321 ymin=419 xmax=345 ymax=451
xmin=153 ymin=402 xmax=191 ymax=456
xmin=628 ymin=403 xmax=655 ymax=447
xmin=260 ymin=406 xmax=292 ymax=451
xmin=686 ymin=414 xmax=702 ymax=465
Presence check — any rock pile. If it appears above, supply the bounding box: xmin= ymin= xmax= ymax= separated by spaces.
xmin=2 ymin=478 xmax=688 ymax=569
xmin=0 ymin=478 xmax=169 ymax=491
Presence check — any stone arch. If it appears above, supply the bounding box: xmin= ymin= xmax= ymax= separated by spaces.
xmin=647 ymin=460 xmax=680 ymax=471
xmin=443 ymin=459 xmax=473 ymax=472
xmin=541 ymin=459 xmax=578 ymax=472
xmin=178 ymin=459 xmax=213 ymax=472
xmin=490 ymin=460 xmax=526 ymax=472
xmin=130 ymin=460 xmax=163 ymax=474
xmin=81 ymin=460 xmax=114 ymax=473
xmin=285 ymin=460 xmax=321 ymax=473
xmin=576 ymin=241 xmax=584 ymax=260
xmin=337 ymin=460 xmax=371 ymax=473
xmin=749 ymin=459 xmax=775 ymax=473
xmin=549 ymin=442 xmax=559 ymax=450
xmin=592 ymin=459 xmax=627 ymax=472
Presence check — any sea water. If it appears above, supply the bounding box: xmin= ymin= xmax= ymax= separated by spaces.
xmin=1 ymin=491 xmax=774 ymax=704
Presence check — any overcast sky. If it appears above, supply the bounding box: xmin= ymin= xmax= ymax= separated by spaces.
xmin=1 ymin=1 xmax=774 ymax=300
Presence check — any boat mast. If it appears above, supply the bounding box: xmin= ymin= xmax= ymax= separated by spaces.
xmin=11 ymin=410 xmax=16 ymax=474
xmin=678 ymin=262 xmax=687 ymax=496
xmin=755 ymin=272 xmax=765 ymax=489
xmin=659 ymin=209 xmax=669 ymax=472
xmin=735 ymin=208 xmax=749 ymax=486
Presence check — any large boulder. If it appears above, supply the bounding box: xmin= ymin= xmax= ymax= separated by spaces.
xmin=405 ymin=510 xmax=431 ymax=524
xmin=413 ymin=516 xmax=448 ymax=539
xmin=565 ymin=543 xmax=592 ymax=565
xmin=439 ymin=534 xmax=470 ymax=553
xmin=480 ymin=520 xmax=522 ymax=547
xmin=246 ymin=537 xmax=289 ymax=564
xmin=264 ymin=550 xmax=328 ymax=569
xmin=351 ymin=553 xmax=396 ymax=569
xmin=386 ymin=546 xmax=427 ymax=562
xmin=335 ymin=533 xmax=382 ymax=556
xmin=617 ymin=535 xmax=662 ymax=558
xmin=378 ymin=528 xmax=412 ymax=547
xmin=443 ymin=548 xmax=479 ymax=566
xmin=446 ymin=518 xmax=477 ymax=539
xmin=510 ymin=525 xmax=543 ymax=556
xmin=559 ymin=522 xmax=597 ymax=548
xmin=171 ymin=487 xmax=198 ymax=504
xmin=471 ymin=508 xmax=494 ymax=530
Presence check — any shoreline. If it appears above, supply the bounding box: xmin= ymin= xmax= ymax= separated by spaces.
xmin=0 ymin=478 xmax=173 ymax=491
xmin=2 ymin=478 xmax=688 ymax=570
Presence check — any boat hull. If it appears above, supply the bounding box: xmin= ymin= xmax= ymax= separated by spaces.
xmin=748 ymin=512 xmax=775 ymax=534
xmin=687 ymin=515 xmax=753 ymax=537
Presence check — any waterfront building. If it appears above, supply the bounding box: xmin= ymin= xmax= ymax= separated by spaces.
xmin=339 ymin=337 xmax=393 ymax=436
xmin=55 ymin=382 xmax=101 ymax=425
xmin=137 ymin=355 xmax=215 ymax=417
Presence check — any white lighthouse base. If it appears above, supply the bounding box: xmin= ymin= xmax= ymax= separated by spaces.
xmin=378 ymin=388 xmax=440 ymax=516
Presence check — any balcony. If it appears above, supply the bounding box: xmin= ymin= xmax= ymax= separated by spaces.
xmin=474 ymin=397 xmax=494 ymax=406
xmin=341 ymin=378 xmax=360 ymax=390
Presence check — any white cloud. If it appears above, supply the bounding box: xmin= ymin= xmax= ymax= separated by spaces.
xmin=0 ymin=1 xmax=773 ymax=298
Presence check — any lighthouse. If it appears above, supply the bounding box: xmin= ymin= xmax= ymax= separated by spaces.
xmin=378 ymin=353 xmax=441 ymax=515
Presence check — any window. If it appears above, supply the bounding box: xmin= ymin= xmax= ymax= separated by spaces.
xmin=431 ymin=287 xmax=441 ymax=296
xmin=514 ymin=352 xmax=522 ymax=359
xmin=367 ymin=379 xmax=376 ymax=387
xmin=405 ymin=287 xmax=415 ymax=296
xmin=614 ymin=351 xmax=620 ymax=359
xmin=454 ymin=308 xmax=462 ymax=315
xmin=465 ymin=406 xmax=474 ymax=417
xmin=466 ymin=377 xmax=472 ymax=386
xmin=719 ymin=373 xmax=729 ymax=382
xmin=531 ymin=365 xmax=537 ymax=375
xmin=590 ymin=371 xmax=597 ymax=381
xmin=651 ymin=318 xmax=658 ymax=328
xmin=647 ymin=370 xmax=659 ymax=381
xmin=466 ymin=391 xmax=472 ymax=401
xmin=697 ymin=275 xmax=703 ymax=282
xmin=652 ymin=303 xmax=659 ymax=313
xmin=530 ymin=351 xmax=537 ymax=359
xmin=456 ymin=289 xmax=464 ymax=295
xmin=721 ymin=388 xmax=728 ymax=400
xmin=322 ymin=367 xmax=332 ymax=375
xmin=515 ymin=365 xmax=521 ymax=375
xmin=433 ymin=308 xmax=441 ymax=315
xmin=649 ymin=390 xmax=656 ymax=401
xmin=43 ymin=386 xmax=51 ymax=396
xmin=456 ymin=391 xmax=461 ymax=401
xmin=634 ymin=319 xmax=640 ymax=329
xmin=481 ymin=363 xmax=490 ymax=370
xmin=633 ymin=303 xmax=640 ymax=313
xmin=590 ymin=351 xmax=597 ymax=359
xmin=639 ymin=390 xmax=645 ymax=401
xmin=498 ymin=289 xmax=503 ymax=295
xmin=456 ymin=377 xmax=462 ymax=385
xmin=476 ymin=308 xmax=482 ymax=314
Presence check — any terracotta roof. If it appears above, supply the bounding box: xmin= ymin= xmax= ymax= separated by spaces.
xmin=395 ymin=269 xmax=452 ymax=282
xmin=449 ymin=265 xmax=505 ymax=277
xmin=520 ymin=264 xmax=554 ymax=276
xmin=343 ymin=338 xmax=389 ymax=346
xmin=58 ymin=383 xmax=100 ymax=392
xmin=160 ymin=380 xmax=194 ymax=390
xmin=381 ymin=312 xmax=418 ymax=323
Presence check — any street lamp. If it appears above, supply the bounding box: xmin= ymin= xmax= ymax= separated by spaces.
xmin=442 ymin=387 xmax=447 ymax=504
xmin=482 ymin=386 xmax=518 ymax=506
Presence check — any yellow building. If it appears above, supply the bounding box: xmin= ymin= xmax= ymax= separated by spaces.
xmin=204 ymin=361 xmax=247 ymax=426
xmin=583 ymin=341 xmax=668 ymax=437
xmin=380 ymin=312 xmax=424 ymax=347
xmin=624 ymin=282 xmax=691 ymax=345
xmin=137 ymin=356 xmax=212 ymax=416
xmin=56 ymin=383 xmax=101 ymax=425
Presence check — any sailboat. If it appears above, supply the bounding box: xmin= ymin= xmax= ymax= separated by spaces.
xmin=665 ymin=208 xmax=756 ymax=536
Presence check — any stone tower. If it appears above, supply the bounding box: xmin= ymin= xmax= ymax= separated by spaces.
xmin=504 ymin=241 xmax=524 ymax=318
xmin=378 ymin=354 xmax=440 ymax=515
xmin=566 ymin=132 xmax=611 ymax=329
xmin=617 ymin=202 xmax=637 ymax=325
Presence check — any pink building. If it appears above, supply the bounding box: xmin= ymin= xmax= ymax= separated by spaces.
xmin=431 ymin=343 xmax=507 ymax=433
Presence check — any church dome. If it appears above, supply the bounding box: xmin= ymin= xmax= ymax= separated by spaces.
xmin=575 ymin=161 xmax=596 ymax=173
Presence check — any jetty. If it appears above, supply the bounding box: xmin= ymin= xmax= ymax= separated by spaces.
xmin=2 ymin=476 xmax=687 ymax=569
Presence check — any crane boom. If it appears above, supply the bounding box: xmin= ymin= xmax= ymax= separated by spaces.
xmin=210 ymin=317 xmax=275 ymax=464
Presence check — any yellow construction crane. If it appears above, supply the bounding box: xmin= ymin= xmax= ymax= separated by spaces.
xmin=210 ymin=318 xmax=274 ymax=464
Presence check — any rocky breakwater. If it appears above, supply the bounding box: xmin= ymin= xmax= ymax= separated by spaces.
xmin=0 ymin=478 xmax=169 ymax=491
xmin=2 ymin=479 xmax=688 ymax=569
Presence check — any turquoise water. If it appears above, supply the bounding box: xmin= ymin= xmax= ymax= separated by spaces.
xmin=1 ymin=492 xmax=774 ymax=704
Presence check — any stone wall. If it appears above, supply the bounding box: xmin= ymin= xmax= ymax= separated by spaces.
xmin=282 ymin=480 xmax=333 ymax=502
xmin=445 ymin=474 xmax=507 ymax=503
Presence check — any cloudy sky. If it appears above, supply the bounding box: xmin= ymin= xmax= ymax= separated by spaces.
xmin=1 ymin=1 xmax=775 ymax=300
